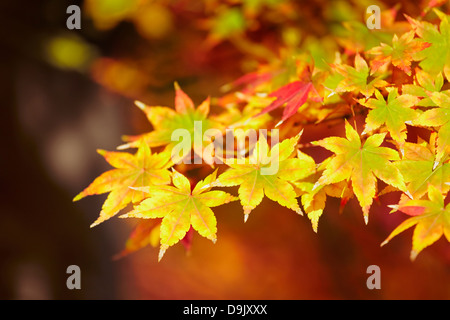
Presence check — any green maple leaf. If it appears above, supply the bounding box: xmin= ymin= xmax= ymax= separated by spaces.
xmin=330 ymin=53 xmax=388 ymax=97
xmin=406 ymin=10 xmax=450 ymax=81
xmin=120 ymin=169 xmax=236 ymax=261
xmin=382 ymin=185 xmax=450 ymax=261
xmin=395 ymin=135 xmax=450 ymax=199
xmin=73 ymin=141 xmax=172 ymax=227
xmin=119 ymin=83 xmax=223 ymax=165
xmin=414 ymin=90 xmax=450 ymax=164
xmin=313 ymin=121 xmax=408 ymax=223
xmin=293 ymin=158 xmax=353 ymax=232
xmin=215 ymin=131 xmax=316 ymax=220
xmin=402 ymin=69 xmax=444 ymax=107
xmin=358 ymin=89 xmax=419 ymax=146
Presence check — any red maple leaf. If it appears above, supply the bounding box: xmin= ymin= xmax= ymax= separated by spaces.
xmin=254 ymin=81 xmax=321 ymax=126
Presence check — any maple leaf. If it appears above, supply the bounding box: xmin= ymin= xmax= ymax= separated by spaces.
xmin=215 ymin=131 xmax=316 ymax=220
xmin=382 ymin=185 xmax=450 ymax=260
xmin=395 ymin=134 xmax=450 ymax=199
xmin=113 ymin=220 xmax=161 ymax=259
xmin=119 ymin=83 xmax=223 ymax=165
xmin=120 ymin=169 xmax=237 ymax=261
xmin=406 ymin=10 xmax=450 ymax=81
xmin=312 ymin=121 xmax=408 ymax=223
xmin=114 ymin=220 xmax=195 ymax=259
xmin=293 ymin=158 xmax=353 ymax=232
xmin=335 ymin=5 xmax=409 ymax=55
xmin=422 ymin=0 xmax=449 ymax=16
xmin=358 ymin=89 xmax=419 ymax=146
xmin=73 ymin=141 xmax=172 ymax=227
xmin=366 ymin=31 xmax=431 ymax=75
xmin=413 ymin=90 xmax=450 ymax=164
xmin=253 ymin=81 xmax=322 ymax=127
xmin=402 ymin=68 xmax=444 ymax=107
xmin=220 ymin=70 xmax=274 ymax=94
xmin=214 ymin=93 xmax=273 ymax=131
xmin=330 ymin=53 xmax=388 ymax=98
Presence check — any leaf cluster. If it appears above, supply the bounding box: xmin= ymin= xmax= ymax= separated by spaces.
xmin=75 ymin=6 xmax=450 ymax=261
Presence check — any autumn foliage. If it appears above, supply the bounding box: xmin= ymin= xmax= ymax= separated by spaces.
xmin=74 ymin=2 xmax=450 ymax=262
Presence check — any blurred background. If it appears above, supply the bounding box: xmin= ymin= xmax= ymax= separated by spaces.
xmin=0 ymin=0 xmax=449 ymax=299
